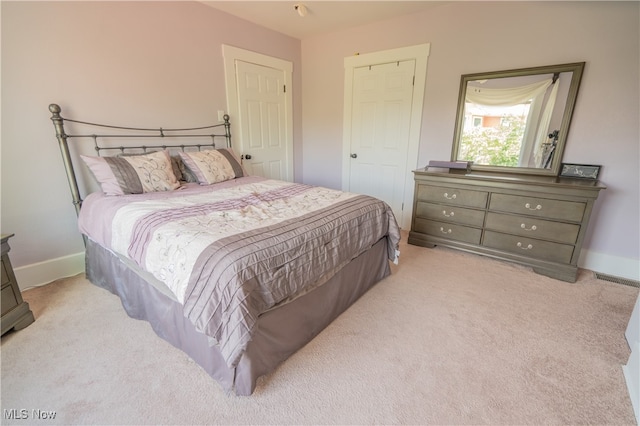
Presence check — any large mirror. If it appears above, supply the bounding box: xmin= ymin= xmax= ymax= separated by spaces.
xmin=451 ymin=62 xmax=585 ymax=176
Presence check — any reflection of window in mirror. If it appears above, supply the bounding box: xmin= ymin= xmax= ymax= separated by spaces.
xmin=458 ymin=73 xmax=569 ymax=169
xmin=460 ymin=102 xmax=531 ymax=167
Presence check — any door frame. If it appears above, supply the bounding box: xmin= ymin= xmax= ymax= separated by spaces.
xmin=342 ymin=43 xmax=430 ymax=229
xmin=222 ymin=44 xmax=294 ymax=181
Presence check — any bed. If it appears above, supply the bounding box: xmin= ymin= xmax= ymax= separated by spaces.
xmin=49 ymin=103 xmax=401 ymax=395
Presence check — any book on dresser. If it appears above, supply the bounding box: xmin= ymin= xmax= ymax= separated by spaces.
xmin=409 ymin=169 xmax=605 ymax=282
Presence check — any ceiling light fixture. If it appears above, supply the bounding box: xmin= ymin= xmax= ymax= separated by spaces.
xmin=294 ymin=3 xmax=308 ymax=17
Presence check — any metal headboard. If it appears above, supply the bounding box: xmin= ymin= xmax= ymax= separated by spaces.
xmin=49 ymin=103 xmax=231 ymax=216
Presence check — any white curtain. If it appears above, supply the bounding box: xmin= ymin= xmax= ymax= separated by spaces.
xmin=466 ymin=79 xmax=552 ymax=107
xmin=533 ymin=81 xmax=559 ymax=167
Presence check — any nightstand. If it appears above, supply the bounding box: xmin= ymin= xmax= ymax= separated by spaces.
xmin=1 ymin=234 xmax=35 ymax=335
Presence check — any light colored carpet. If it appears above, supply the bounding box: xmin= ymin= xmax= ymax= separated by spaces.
xmin=1 ymin=235 xmax=638 ymax=425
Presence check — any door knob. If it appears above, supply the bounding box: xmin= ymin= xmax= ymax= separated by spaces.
xmin=350 ymin=153 xmax=357 ymax=158
xmin=242 ymin=154 xmax=252 ymax=160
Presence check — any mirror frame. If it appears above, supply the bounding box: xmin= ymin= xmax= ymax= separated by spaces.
xmin=450 ymin=62 xmax=585 ymax=176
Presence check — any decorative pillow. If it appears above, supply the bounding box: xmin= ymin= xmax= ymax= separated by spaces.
xmin=173 ymin=155 xmax=198 ymax=183
xmin=178 ymin=149 xmax=245 ymax=185
xmin=169 ymin=155 xmax=185 ymax=182
xmin=81 ymin=150 xmax=180 ymax=196
xmin=118 ymin=150 xmax=185 ymax=183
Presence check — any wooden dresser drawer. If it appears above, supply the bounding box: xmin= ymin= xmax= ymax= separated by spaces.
xmin=1 ymin=261 xmax=9 ymax=286
xmin=414 ymin=218 xmax=482 ymax=244
xmin=485 ymin=212 xmax=580 ymax=244
xmin=417 ymin=185 xmax=488 ymax=208
xmin=1 ymin=285 xmax=18 ymax=315
xmin=483 ymin=231 xmax=575 ymax=264
xmin=1 ymin=234 xmax=35 ymax=335
xmin=489 ymin=193 xmax=586 ymax=222
xmin=415 ymin=201 xmax=485 ymax=227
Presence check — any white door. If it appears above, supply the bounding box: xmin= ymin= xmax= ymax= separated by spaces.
xmin=235 ymin=61 xmax=290 ymax=180
xmin=223 ymin=45 xmax=293 ymax=182
xmin=348 ymin=60 xmax=416 ymax=223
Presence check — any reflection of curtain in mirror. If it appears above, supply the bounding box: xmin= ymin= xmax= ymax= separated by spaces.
xmin=519 ymin=91 xmax=546 ymax=167
xmin=466 ymin=79 xmax=552 ymax=106
xmin=533 ymin=82 xmax=559 ymax=168
xmin=466 ymin=79 xmax=552 ymax=167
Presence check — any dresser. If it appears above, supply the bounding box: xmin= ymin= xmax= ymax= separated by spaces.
xmin=408 ymin=169 xmax=606 ymax=282
xmin=1 ymin=234 xmax=35 ymax=335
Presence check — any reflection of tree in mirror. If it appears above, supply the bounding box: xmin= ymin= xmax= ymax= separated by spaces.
xmin=459 ymin=114 xmax=526 ymax=167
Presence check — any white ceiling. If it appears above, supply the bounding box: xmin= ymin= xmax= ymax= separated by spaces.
xmin=201 ymin=1 xmax=446 ymax=40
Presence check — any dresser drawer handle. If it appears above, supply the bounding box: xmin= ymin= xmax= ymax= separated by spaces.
xmin=439 ymin=227 xmax=452 ymax=234
xmin=443 ymin=192 xmax=457 ymax=200
xmin=524 ymin=203 xmax=542 ymax=211
xmin=442 ymin=210 xmax=455 ymax=217
xmin=520 ymin=223 xmax=537 ymax=231
xmin=517 ymin=242 xmax=533 ymax=250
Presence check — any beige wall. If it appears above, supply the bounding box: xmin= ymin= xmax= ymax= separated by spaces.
xmin=1 ymin=1 xmax=302 ymax=285
xmin=301 ymin=1 xmax=639 ymax=278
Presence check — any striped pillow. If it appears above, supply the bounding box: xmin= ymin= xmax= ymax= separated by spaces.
xmin=178 ymin=149 xmax=245 ymax=185
xmin=81 ymin=150 xmax=180 ymax=196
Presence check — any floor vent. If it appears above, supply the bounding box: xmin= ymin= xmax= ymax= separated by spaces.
xmin=594 ymin=272 xmax=640 ymax=288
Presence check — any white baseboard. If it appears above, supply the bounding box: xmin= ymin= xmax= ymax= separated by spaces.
xmin=579 ymin=249 xmax=640 ymax=282
xmin=14 ymin=251 xmax=85 ymax=291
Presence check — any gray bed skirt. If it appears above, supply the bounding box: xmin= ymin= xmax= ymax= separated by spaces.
xmin=85 ymin=237 xmax=391 ymax=395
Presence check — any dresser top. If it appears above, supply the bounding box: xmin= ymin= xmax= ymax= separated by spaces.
xmin=413 ymin=168 xmax=607 ymax=190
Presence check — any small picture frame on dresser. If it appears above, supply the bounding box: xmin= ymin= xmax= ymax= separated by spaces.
xmin=559 ymin=163 xmax=601 ymax=180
